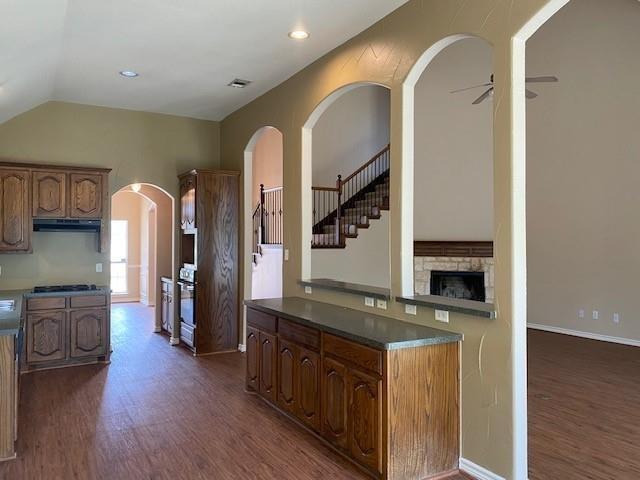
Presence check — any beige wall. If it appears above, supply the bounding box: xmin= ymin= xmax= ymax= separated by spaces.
xmin=0 ymin=101 xmax=219 ymax=291
xmin=252 ymin=127 xmax=283 ymax=206
xmin=220 ymin=1 xmax=565 ymax=477
xmin=312 ymin=85 xmax=390 ymax=186
xmin=414 ymin=37 xmax=493 ymax=241
xmin=111 ymin=191 xmax=144 ymax=301
xmin=527 ymin=0 xmax=640 ymax=342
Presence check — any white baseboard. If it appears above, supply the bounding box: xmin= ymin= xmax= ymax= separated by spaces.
xmin=238 ymin=343 xmax=246 ymax=353
xmin=528 ymin=323 xmax=640 ymax=348
xmin=111 ymin=296 xmax=140 ymax=304
xmin=169 ymin=336 xmax=179 ymax=346
xmin=459 ymin=458 xmax=505 ymax=480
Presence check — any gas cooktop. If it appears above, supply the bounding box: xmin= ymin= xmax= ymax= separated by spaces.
xmin=33 ymin=284 xmax=98 ymax=294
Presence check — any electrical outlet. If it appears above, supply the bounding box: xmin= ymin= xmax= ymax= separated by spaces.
xmin=613 ymin=313 xmax=620 ymax=324
xmin=435 ymin=310 xmax=449 ymax=323
xmin=405 ymin=304 xmax=417 ymax=315
xmin=364 ymin=297 xmax=375 ymax=307
xmin=284 ymin=249 xmax=289 ymax=261
xmin=304 ymin=286 xmax=312 ymax=294
xmin=96 ymin=263 xmax=103 ymax=273
xmin=578 ymin=309 xmax=585 ymax=319
xmin=592 ymin=310 xmax=599 ymax=320
xmin=376 ymin=299 xmax=387 ymax=310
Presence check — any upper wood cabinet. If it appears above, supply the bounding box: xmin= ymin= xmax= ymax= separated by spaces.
xmin=32 ymin=171 xmax=66 ymax=218
xmin=70 ymin=173 xmax=103 ymax=218
xmin=0 ymin=168 xmax=31 ymax=253
xmin=180 ymin=174 xmax=196 ymax=230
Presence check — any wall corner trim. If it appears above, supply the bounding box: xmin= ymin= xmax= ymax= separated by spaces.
xmin=459 ymin=458 xmax=506 ymax=480
xmin=527 ymin=324 xmax=640 ymax=348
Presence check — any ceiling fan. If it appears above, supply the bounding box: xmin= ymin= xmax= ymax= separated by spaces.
xmin=451 ymin=74 xmax=559 ymax=105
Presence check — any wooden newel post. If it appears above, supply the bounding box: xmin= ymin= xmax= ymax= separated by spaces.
xmin=336 ymin=175 xmax=342 ymax=246
xmin=259 ymin=184 xmax=265 ymax=244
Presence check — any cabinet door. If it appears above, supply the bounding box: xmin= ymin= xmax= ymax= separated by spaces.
xmin=166 ymin=294 xmax=174 ymax=335
xmin=246 ymin=326 xmax=260 ymax=391
xmin=259 ymin=331 xmax=277 ymax=402
xmin=32 ymin=171 xmax=66 ymax=217
xmin=349 ymin=368 xmax=383 ymax=474
xmin=70 ymin=173 xmax=102 ymax=218
xmin=180 ymin=175 xmax=196 ymax=230
xmin=26 ymin=311 xmax=66 ymax=364
xmin=297 ymin=347 xmax=320 ymax=431
xmin=277 ymin=338 xmax=297 ymax=414
xmin=69 ymin=308 xmax=107 ymax=358
xmin=321 ymin=356 xmax=349 ymax=451
xmin=160 ymin=293 xmax=169 ymax=331
xmin=0 ymin=168 xmax=31 ymax=252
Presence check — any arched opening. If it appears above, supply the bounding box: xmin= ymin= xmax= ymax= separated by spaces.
xmin=242 ymin=126 xmax=284 ymax=338
xmin=111 ymin=183 xmax=176 ymax=346
xmin=301 ymin=83 xmax=391 ymax=288
xmin=516 ymin=0 xmax=640 ymax=478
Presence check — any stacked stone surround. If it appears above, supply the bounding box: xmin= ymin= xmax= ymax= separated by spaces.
xmin=414 ymin=256 xmax=495 ymax=303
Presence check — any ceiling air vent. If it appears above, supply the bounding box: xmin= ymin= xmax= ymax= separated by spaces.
xmin=228 ymin=78 xmax=252 ymax=88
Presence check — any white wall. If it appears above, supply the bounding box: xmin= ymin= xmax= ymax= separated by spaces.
xmin=413 ymin=37 xmax=493 ymax=241
xmin=312 ymin=85 xmax=390 ymax=186
xmin=527 ymin=0 xmax=640 ymax=342
xmin=252 ymin=245 xmax=283 ymax=299
xmin=312 ymin=212 xmax=390 ymax=288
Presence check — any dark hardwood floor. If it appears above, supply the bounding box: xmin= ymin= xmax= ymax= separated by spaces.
xmin=528 ymin=329 xmax=640 ymax=480
xmin=0 ymin=302 xmax=468 ymax=480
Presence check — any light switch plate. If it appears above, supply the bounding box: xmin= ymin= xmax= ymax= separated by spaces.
xmin=435 ymin=310 xmax=449 ymax=323
xmin=613 ymin=313 xmax=620 ymax=324
xmin=284 ymin=249 xmax=289 ymax=261
xmin=405 ymin=304 xmax=417 ymax=315
xmin=364 ymin=297 xmax=375 ymax=307
xmin=304 ymin=286 xmax=312 ymax=294
xmin=376 ymin=299 xmax=387 ymax=310
xmin=592 ymin=310 xmax=599 ymax=320
xmin=96 ymin=263 xmax=103 ymax=273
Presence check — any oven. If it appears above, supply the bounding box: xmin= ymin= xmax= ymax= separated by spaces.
xmin=177 ymin=268 xmax=196 ymax=349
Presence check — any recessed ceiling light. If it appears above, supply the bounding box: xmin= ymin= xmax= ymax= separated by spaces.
xmin=288 ymin=30 xmax=309 ymax=40
xmin=228 ymin=78 xmax=252 ymax=88
xmin=119 ymin=70 xmax=139 ymax=78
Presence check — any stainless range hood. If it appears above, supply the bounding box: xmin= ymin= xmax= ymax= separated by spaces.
xmin=33 ymin=219 xmax=101 ymax=233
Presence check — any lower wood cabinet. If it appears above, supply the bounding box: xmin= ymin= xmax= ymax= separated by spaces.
xmin=23 ymin=293 xmax=110 ymax=372
xmin=246 ymin=306 xmax=460 ymax=480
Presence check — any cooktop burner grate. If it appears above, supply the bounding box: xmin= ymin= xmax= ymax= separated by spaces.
xmin=33 ymin=284 xmax=98 ymax=294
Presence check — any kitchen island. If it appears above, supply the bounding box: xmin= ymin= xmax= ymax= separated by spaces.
xmin=244 ymin=297 xmax=462 ymax=480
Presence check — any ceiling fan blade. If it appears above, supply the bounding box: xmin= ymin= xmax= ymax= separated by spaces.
xmin=526 ymin=76 xmax=558 ymax=83
xmin=525 ymin=89 xmax=538 ymax=99
xmin=472 ymin=88 xmax=493 ymax=105
xmin=450 ymin=82 xmax=493 ymax=94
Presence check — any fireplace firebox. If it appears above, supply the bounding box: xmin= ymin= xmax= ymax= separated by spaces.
xmin=430 ymin=271 xmax=486 ymax=302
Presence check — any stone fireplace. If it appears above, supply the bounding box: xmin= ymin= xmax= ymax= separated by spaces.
xmin=414 ymin=242 xmax=494 ymax=303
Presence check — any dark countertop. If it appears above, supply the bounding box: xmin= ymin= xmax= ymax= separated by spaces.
xmin=396 ymin=295 xmax=497 ymax=319
xmin=23 ymin=286 xmax=110 ymax=299
xmin=245 ymin=297 xmax=462 ymax=350
xmin=0 ymin=290 xmax=28 ymax=336
xmin=298 ymin=279 xmax=391 ymax=300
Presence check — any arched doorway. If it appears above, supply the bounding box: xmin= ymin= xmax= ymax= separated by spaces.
xmin=111 ymin=183 xmax=176 ymax=343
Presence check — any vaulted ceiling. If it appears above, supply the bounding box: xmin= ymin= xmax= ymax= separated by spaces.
xmin=0 ymin=0 xmax=407 ymax=124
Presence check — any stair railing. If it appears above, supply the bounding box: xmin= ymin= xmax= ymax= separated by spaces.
xmin=311 ymin=144 xmax=390 ymax=248
xmin=253 ymin=184 xmax=284 ymax=263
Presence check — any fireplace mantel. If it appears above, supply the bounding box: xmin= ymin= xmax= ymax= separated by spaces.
xmin=414 ymin=241 xmax=493 ymax=258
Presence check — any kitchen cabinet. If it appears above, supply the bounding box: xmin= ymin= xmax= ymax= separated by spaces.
xmin=69 ymin=308 xmax=107 ymax=358
xmin=246 ymin=302 xmax=460 ymax=480
xmin=32 ymin=171 xmax=66 ymax=218
xmin=0 ymin=168 xmax=31 ymax=253
xmin=23 ymin=292 xmax=110 ymax=372
xmin=180 ymin=174 xmax=196 ymax=230
xmin=26 ymin=311 xmax=66 ymax=364
xmin=160 ymin=277 xmax=173 ymax=335
xmin=69 ymin=173 xmax=103 ymax=218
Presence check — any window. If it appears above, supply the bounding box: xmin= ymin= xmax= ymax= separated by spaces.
xmin=111 ymin=220 xmax=128 ymax=294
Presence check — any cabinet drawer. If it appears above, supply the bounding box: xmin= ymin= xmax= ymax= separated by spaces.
xmin=27 ymin=297 xmax=66 ymax=311
xmin=247 ymin=308 xmax=277 ymax=333
xmin=279 ymin=318 xmax=320 ymax=351
xmin=323 ymin=334 xmax=382 ymax=376
xmin=70 ymin=295 xmax=106 ymax=309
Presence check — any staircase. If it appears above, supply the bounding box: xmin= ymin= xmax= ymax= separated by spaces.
xmin=253 ymin=185 xmax=283 ymax=264
xmin=312 ymin=145 xmax=390 ymax=248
